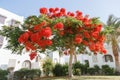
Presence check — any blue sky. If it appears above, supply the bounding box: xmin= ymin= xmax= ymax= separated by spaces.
xmin=0 ymin=0 xmax=120 ymax=23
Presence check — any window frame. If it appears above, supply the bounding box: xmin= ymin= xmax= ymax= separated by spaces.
xmin=0 ymin=15 xmax=6 ymax=24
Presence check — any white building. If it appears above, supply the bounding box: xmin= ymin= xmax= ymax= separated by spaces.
xmin=0 ymin=8 xmax=119 ymax=72
xmin=0 ymin=8 xmax=24 ymax=67
xmin=0 ymin=8 xmax=50 ymax=71
xmin=0 ymin=64 xmax=8 ymax=70
xmin=59 ymin=43 xmax=117 ymax=68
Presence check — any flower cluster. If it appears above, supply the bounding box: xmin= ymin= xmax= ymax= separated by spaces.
xmin=18 ymin=20 xmax=52 ymax=60
xmin=18 ymin=7 xmax=106 ymax=60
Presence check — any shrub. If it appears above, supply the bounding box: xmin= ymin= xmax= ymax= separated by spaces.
xmin=0 ymin=69 xmax=8 ymax=80
xmin=53 ymin=63 xmax=68 ymax=76
xmin=101 ymin=65 xmax=114 ymax=75
xmin=87 ymin=67 xmax=95 ymax=75
xmin=62 ymin=63 xmax=68 ymax=76
xmin=14 ymin=68 xmax=41 ymax=80
xmin=53 ymin=63 xmax=63 ymax=76
xmin=82 ymin=63 xmax=89 ymax=74
xmin=42 ymin=57 xmax=53 ymax=76
xmin=73 ymin=68 xmax=81 ymax=75
xmin=27 ymin=69 xmax=41 ymax=79
xmin=114 ymin=71 xmax=120 ymax=75
xmin=72 ymin=62 xmax=81 ymax=75
xmin=94 ymin=65 xmax=101 ymax=75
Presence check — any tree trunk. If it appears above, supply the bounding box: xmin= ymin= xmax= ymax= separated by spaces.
xmin=74 ymin=52 xmax=77 ymax=63
xmin=112 ymin=37 xmax=120 ymax=71
xmin=68 ymin=47 xmax=74 ymax=78
xmin=112 ymin=44 xmax=120 ymax=71
xmin=68 ymin=51 xmax=73 ymax=78
xmin=114 ymin=54 xmax=120 ymax=71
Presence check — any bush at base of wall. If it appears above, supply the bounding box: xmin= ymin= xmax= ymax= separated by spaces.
xmin=0 ymin=69 xmax=8 ymax=80
xmin=53 ymin=63 xmax=68 ymax=76
xmin=14 ymin=68 xmax=41 ymax=80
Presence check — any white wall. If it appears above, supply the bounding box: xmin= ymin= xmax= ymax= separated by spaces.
xmin=62 ymin=44 xmax=116 ymax=68
xmin=31 ymin=62 xmax=40 ymax=69
xmin=0 ymin=8 xmax=24 ymax=70
xmin=0 ymin=8 xmax=24 ymax=26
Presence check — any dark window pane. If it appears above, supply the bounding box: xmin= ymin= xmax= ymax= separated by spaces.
xmin=0 ymin=15 xmax=6 ymax=24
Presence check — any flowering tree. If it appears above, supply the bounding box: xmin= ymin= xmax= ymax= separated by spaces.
xmin=0 ymin=7 xmax=107 ymax=77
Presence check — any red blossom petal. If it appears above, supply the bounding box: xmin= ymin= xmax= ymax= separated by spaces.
xmin=30 ymin=33 xmax=40 ymax=42
xmin=45 ymin=40 xmax=52 ymax=46
xmin=83 ymin=31 xmax=90 ymax=38
xmin=39 ymin=7 xmax=48 ymax=14
xmin=34 ymin=21 xmax=46 ymax=31
xmin=60 ymin=8 xmax=66 ymax=13
xmin=42 ymin=27 xmax=52 ymax=38
xmin=29 ymin=52 xmax=37 ymax=60
xmin=74 ymin=34 xmax=82 ymax=44
xmin=82 ymin=40 xmax=88 ymax=46
xmin=54 ymin=22 xmax=64 ymax=30
xmin=25 ymin=42 xmax=36 ymax=50
xmin=18 ymin=32 xmax=29 ymax=43
xmin=49 ymin=8 xmax=55 ymax=13
xmin=55 ymin=7 xmax=59 ymax=11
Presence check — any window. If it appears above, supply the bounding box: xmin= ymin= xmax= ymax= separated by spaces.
xmin=22 ymin=60 xmax=31 ymax=69
xmin=104 ymin=55 xmax=113 ymax=62
xmin=10 ymin=19 xmax=20 ymax=26
xmin=84 ymin=60 xmax=89 ymax=67
xmin=0 ymin=15 xmax=6 ymax=24
xmin=92 ymin=55 xmax=98 ymax=63
xmin=0 ymin=36 xmax=4 ymax=48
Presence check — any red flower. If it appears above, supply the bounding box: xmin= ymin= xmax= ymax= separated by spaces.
xmin=49 ymin=8 xmax=55 ymax=13
xmin=34 ymin=21 xmax=46 ymax=31
xmin=30 ymin=33 xmax=40 ymax=42
xmin=25 ymin=42 xmax=36 ymax=50
xmin=67 ymin=12 xmax=75 ymax=17
xmin=34 ymin=24 xmax=41 ymax=31
xmin=29 ymin=52 xmax=37 ymax=60
xmin=83 ymin=31 xmax=90 ymax=38
xmin=91 ymin=31 xmax=99 ymax=39
xmin=45 ymin=40 xmax=52 ymax=46
xmin=76 ymin=10 xmax=83 ymax=16
xmin=74 ymin=34 xmax=82 ymax=44
xmin=89 ymin=43 xmax=95 ymax=51
xmin=54 ymin=22 xmax=64 ymax=30
xmin=77 ymin=27 xmax=83 ymax=32
xmin=65 ymin=27 xmax=73 ymax=34
xmin=18 ymin=32 xmax=29 ymax=43
xmin=98 ymin=35 xmax=105 ymax=42
xmin=37 ymin=40 xmax=46 ymax=48
xmin=94 ymin=24 xmax=102 ymax=32
xmin=39 ymin=7 xmax=48 ymax=14
xmin=82 ymin=40 xmax=88 ymax=46
xmin=83 ymin=18 xmax=91 ymax=27
xmin=42 ymin=27 xmax=52 ymax=38
xmin=100 ymin=47 xmax=107 ymax=54
xmin=57 ymin=12 xmax=63 ymax=17
xmin=94 ymin=43 xmax=100 ymax=51
xmin=60 ymin=8 xmax=66 ymax=13
xmin=59 ymin=30 xmax=64 ymax=36
xmin=70 ymin=13 xmax=75 ymax=17
xmin=102 ymin=49 xmax=107 ymax=54
xmin=55 ymin=7 xmax=59 ymax=11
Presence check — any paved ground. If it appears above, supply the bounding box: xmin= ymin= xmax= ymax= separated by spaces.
xmin=81 ymin=76 xmax=120 ymax=80
xmin=40 ymin=76 xmax=120 ymax=80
